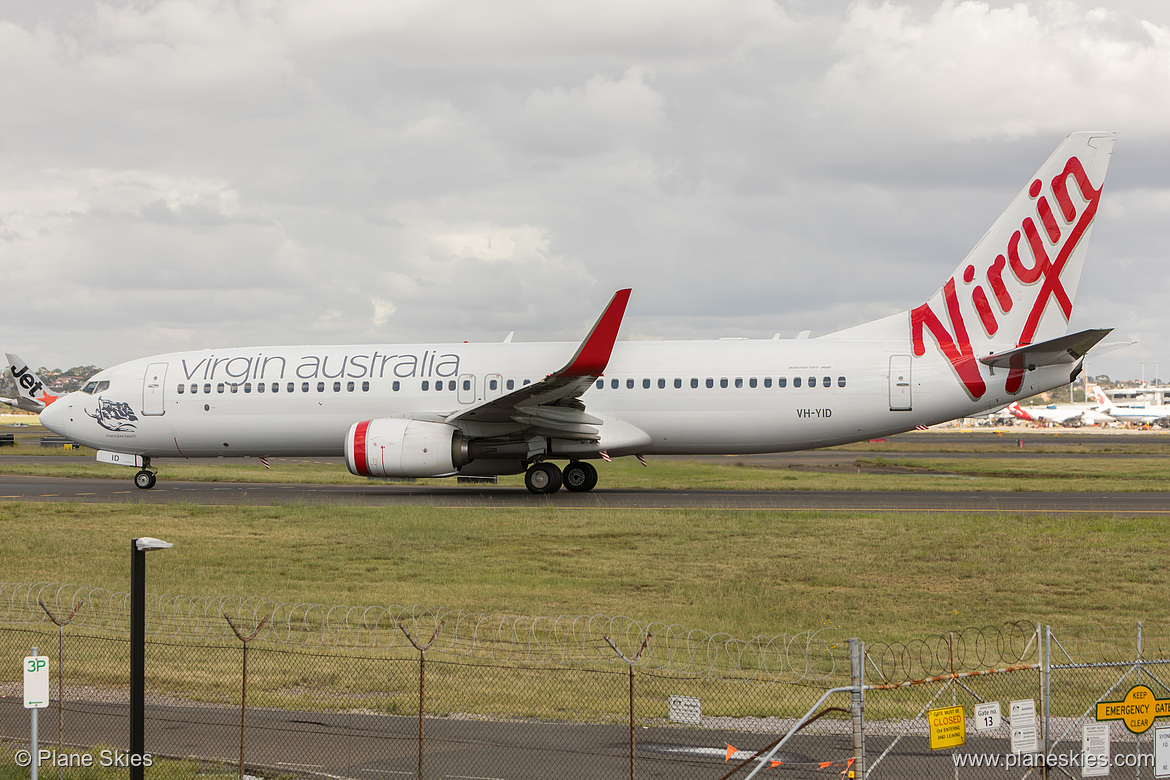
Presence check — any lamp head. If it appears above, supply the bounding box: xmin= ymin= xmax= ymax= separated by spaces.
xmin=134 ymin=537 xmax=173 ymax=552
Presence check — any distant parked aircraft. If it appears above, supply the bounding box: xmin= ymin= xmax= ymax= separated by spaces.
xmin=31 ymin=132 xmax=1117 ymax=493
xmin=1005 ymin=401 xmax=1113 ymax=427
xmin=1091 ymin=385 xmax=1170 ymax=426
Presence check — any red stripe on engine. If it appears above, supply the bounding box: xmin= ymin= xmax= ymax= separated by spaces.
xmin=351 ymin=420 xmax=372 ymax=477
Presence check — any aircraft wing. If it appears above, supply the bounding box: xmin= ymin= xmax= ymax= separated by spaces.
xmin=979 ymin=329 xmax=1113 ymax=371
xmin=444 ymin=289 xmax=631 ymax=440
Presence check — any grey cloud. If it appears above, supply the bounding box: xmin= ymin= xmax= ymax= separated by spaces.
xmin=0 ymin=0 xmax=1167 ymax=380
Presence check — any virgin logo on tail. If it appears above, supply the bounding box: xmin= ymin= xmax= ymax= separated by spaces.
xmin=911 ymin=154 xmax=1104 ymax=400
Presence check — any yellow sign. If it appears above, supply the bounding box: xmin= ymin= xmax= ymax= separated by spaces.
xmin=1096 ymin=684 xmax=1170 ymax=734
xmin=928 ymin=705 xmax=966 ymax=750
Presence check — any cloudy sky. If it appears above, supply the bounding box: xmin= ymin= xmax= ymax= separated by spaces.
xmin=2 ymin=0 xmax=1168 ymax=380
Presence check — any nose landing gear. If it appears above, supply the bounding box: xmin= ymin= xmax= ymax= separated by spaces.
xmin=133 ymin=457 xmax=157 ymax=490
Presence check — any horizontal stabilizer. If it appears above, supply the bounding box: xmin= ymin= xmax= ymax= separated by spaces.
xmin=0 ymin=394 xmax=44 ymax=413
xmin=979 ymin=328 xmax=1112 ymax=370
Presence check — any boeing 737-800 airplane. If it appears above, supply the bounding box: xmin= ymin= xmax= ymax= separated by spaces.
xmin=27 ymin=131 xmax=1116 ymax=493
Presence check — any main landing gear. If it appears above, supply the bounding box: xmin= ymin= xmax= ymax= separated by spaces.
xmin=524 ymin=461 xmax=598 ymax=495
xmin=134 ymin=457 xmax=157 ymax=490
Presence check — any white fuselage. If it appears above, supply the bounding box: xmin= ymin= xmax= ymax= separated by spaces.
xmin=41 ymin=335 xmax=1071 ymax=461
xmin=1097 ymin=403 xmax=1170 ymax=425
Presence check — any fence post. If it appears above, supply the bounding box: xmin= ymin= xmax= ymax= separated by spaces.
xmin=604 ymin=631 xmax=652 ymax=780
xmin=1047 ymin=623 xmax=1056 ymax=780
xmin=1036 ymin=622 xmax=1046 ymax=780
xmin=38 ymin=599 xmax=83 ymax=780
xmin=399 ymin=621 xmax=444 ymax=780
xmin=850 ymin=638 xmax=865 ymax=779
xmin=1137 ymin=622 xmax=1144 ymax=780
xmin=224 ymin=613 xmax=270 ymax=780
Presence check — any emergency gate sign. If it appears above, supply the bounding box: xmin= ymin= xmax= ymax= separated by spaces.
xmin=23 ymin=655 xmax=49 ymax=708
xmin=1096 ymin=684 xmax=1170 ymax=734
xmin=928 ymin=705 xmax=966 ymax=750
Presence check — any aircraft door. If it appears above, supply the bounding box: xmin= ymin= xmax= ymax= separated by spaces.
xmin=143 ymin=362 xmax=168 ymax=416
xmin=458 ymin=374 xmax=476 ymax=404
xmin=889 ymin=355 xmax=912 ymax=411
xmin=485 ymin=373 xmax=504 ymax=400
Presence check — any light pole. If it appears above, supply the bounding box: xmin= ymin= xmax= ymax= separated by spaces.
xmin=131 ymin=537 xmax=172 ymax=780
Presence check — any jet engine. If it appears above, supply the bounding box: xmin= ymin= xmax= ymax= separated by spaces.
xmin=345 ymin=419 xmax=470 ymax=478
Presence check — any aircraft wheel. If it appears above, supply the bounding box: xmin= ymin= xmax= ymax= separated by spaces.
xmin=134 ymin=470 xmax=157 ymax=490
xmin=524 ymin=463 xmax=562 ymax=494
xmin=563 ymin=461 xmax=598 ymax=492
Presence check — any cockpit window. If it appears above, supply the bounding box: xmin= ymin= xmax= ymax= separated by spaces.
xmin=81 ymin=381 xmax=110 ymax=395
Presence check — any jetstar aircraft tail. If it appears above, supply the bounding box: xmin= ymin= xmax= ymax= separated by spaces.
xmin=3 ymin=354 xmax=58 ymax=412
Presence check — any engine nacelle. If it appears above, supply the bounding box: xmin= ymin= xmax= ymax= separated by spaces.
xmin=345 ymin=419 xmax=469 ymax=478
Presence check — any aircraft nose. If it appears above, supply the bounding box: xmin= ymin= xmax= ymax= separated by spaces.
xmin=38 ymin=395 xmax=67 ymax=434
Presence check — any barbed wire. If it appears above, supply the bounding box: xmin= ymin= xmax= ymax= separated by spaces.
xmin=863 ymin=622 xmax=1042 ymax=684
xmin=1048 ymin=623 xmax=1170 ymax=665
xmin=0 ymin=582 xmax=842 ymax=682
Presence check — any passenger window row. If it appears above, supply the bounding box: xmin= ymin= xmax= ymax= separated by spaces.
xmin=178 ymin=381 xmax=372 ymax=395
xmin=175 ymin=376 xmax=537 ymax=396
xmin=594 ymin=376 xmax=848 ymax=390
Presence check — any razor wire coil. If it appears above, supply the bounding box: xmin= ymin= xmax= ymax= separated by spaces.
xmin=2 ymin=582 xmax=842 ymax=682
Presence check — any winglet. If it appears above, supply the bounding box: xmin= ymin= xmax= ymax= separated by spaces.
xmin=559 ymin=289 xmax=631 ymax=377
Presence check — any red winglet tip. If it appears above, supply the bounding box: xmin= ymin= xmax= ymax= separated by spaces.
xmin=562 ymin=289 xmax=631 ymax=377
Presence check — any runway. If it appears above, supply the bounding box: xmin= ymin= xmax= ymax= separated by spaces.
xmin=2 ymin=473 xmax=1169 ymax=514
xmin=3 ymin=429 xmax=1168 ymax=513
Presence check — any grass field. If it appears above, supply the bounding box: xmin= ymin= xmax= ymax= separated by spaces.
xmin=3 ymin=429 xmax=1169 ymax=645
xmin=1 ymin=500 xmax=1168 ymax=644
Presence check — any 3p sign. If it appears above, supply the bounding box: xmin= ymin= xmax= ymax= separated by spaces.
xmin=23 ymin=655 xmax=49 ymax=709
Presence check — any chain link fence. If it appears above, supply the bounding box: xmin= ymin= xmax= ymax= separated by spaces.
xmin=1 ymin=584 xmax=1168 ymax=779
